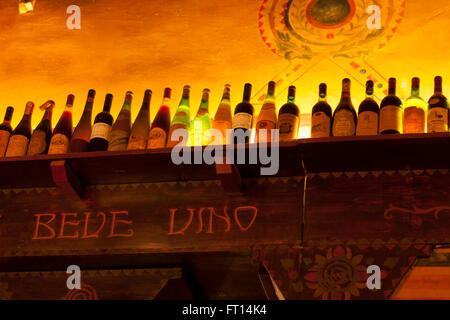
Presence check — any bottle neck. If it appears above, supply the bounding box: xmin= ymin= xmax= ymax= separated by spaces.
xmin=243 ymin=84 xmax=252 ymax=103
xmin=435 ymin=78 xmax=443 ymax=95
xmin=221 ymin=89 xmax=231 ymax=103
xmin=179 ymin=94 xmax=190 ymax=107
xmin=3 ymin=108 xmax=13 ymax=124
xmin=411 ymin=87 xmax=420 ymax=96
xmin=319 ymin=95 xmax=327 ymax=102
xmin=43 ymin=107 xmax=53 ymax=121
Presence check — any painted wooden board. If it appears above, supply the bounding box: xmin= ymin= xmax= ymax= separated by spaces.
xmin=0 ymin=177 xmax=303 ymax=257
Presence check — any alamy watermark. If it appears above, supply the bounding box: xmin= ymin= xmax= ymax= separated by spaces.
xmin=170 ymin=126 xmax=280 ymax=176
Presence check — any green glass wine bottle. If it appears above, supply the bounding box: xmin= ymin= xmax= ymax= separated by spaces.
xmin=191 ymin=88 xmax=211 ymax=146
xmin=108 ymin=91 xmax=133 ymax=151
xmin=167 ymin=85 xmax=191 ymax=148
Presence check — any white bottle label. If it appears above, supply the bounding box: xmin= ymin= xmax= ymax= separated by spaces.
xmin=427 ymin=107 xmax=449 ymax=133
xmin=380 ymin=105 xmax=402 ymax=133
xmin=278 ymin=113 xmax=299 ymax=141
xmin=332 ymin=109 xmax=355 ymax=137
xmin=311 ymin=112 xmax=331 ymax=138
xmin=91 ymin=122 xmax=112 ymax=141
xmin=0 ymin=130 xmax=11 ymax=156
xmin=148 ymin=127 xmax=167 ymax=149
xmin=5 ymin=135 xmax=29 ymax=157
xmin=232 ymin=113 xmax=252 ymax=130
xmin=357 ymin=111 xmax=379 ymax=136
xmin=48 ymin=134 xmax=69 ymax=155
xmin=404 ymin=107 xmax=425 ymax=134
xmin=27 ymin=130 xmax=47 ymax=155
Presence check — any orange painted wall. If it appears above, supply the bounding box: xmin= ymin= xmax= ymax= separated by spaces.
xmin=0 ymin=0 xmax=449 ymax=132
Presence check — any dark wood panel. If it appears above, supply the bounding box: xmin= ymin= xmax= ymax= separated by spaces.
xmin=0 ymin=177 xmax=303 ymax=257
xmin=304 ymin=171 xmax=450 ymax=245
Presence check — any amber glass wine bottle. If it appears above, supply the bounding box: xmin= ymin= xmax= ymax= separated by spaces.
xmin=213 ymin=84 xmax=232 ymax=144
xmin=356 ymin=80 xmax=379 ymax=136
xmin=5 ymin=102 xmax=34 ymax=157
xmin=128 ymin=90 xmax=151 ymax=150
xmin=27 ymin=101 xmax=54 ymax=156
xmin=88 ymin=94 xmax=114 ymax=152
xmin=332 ymin=79 xmax=357 ymax=137
xmin=256 ymin=81 xmax=277 ymax=143
xmin=278 ymin=86 xmax=300 ymax=141
xmin=48 ymin=95 xmax=74 ymax=155
xmin=311 ymin=83 xmax=332 ymax=138
xmin=232 ymin=83 xmax=254 ymax=143
xmin=0 ymin=107 xmax=14 ymax=157
xmin=167 ymin=85 xmax=191 ymax=148
xmin=379 ymin=78 xmax=403 ymax=135
xmin=70 ymin=89 xmax=96 ymax=152
xmin=148 ymin=88 xmax=171 ymax=149
xmin=403 ymin=77 xmax=426 ymax=134
xmin=108 ymin=91 xmax=133 ymax=151
xmin=427 ymin=76 xmax=449 ymax=133
xmin=192 ymin=89 xmax=211 ymax=146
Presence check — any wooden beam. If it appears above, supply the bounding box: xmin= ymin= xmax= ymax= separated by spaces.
xmin=50 ymin=160 xmax=84 ymax=200
xmin=215 ymin=157 xmax=242 ymax=193
xmin=258 ymin=263 xmax=280 ymax=300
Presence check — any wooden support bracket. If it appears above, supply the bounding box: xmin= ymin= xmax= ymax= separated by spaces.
xmin=258 ymin=263 xmax=284 ymax=300
xmin=215 ymin=157 xmax=242 ymax=193
xmin=50 ymin=160 xmax=85 ymax=200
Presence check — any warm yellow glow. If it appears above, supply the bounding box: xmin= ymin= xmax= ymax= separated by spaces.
xmin=18 ymin=0 xmax=35 ymax=14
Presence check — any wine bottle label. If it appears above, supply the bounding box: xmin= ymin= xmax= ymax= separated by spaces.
xmin=380 ymin=105 xmax=402 ymax=133
xmin=108 ymin=130 xmax=130 ymax=151
xmin=27 ymin=130 xmax=47 ymax=156
xmin=311 ymin=112 xmax=331 ymax=138
xmin=5 ymin=135 xmax=29 ymax=157
xmin=356 ymin=111 xmax=379 ymax=136
xmin=278 ymin=113 xmax=299 ymax=141
xmin=148 ymin=127 xmax=167 ymax=149
xmin=332 ymin=110 xmax=355 ymax=137
xmin=404 ymin=107 xmax=425 ymax=134
xmin=91 ymin=122 xmax=112 ymax=141
xmin=0 ymin=130 xmax=10 ymax=156
xmin=427 ymin=107 xmax=449 ymax=133
xmin=127 ymin=134 xmax=147 ymax=150
xmin=232 ymin=113 xmax=252 ymax=130
xmin=48 ymin=134 xmax=69 ymax=154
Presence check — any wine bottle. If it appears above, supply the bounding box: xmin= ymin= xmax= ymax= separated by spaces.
xmin=127 ymin=90 xmax=151 ymax=150
xmin=356 ymin=80 xmax=379 ymax=136
xmin=70 ymin=89 xmax=96 ymax=152
xmin=0 ymin=107 xmax=14 ymax=157
xmin=278 ymin=86 xmax=300 ymax=141
xmin=232 ymin=83 xmax=254 ymax=143
xmin=88 ymin=94 xmax=114 ymax=152
xmin=380 ymin=78 xmax=403 ymax=135
xmin=108 ymin=91 xmax=133 ymax=151
xmin=5 ymin=102 xmax=34 ymax=157
xmin=167 ymin=85 xmax=191 ymax=148
xmin=213 ymin=84 xmax=232 ymax=144
xmin=427 ymin=76 xmax=449 ymax=133
xmin=27 ymin=100 xmax=54 ymax=156
xmin=48 ymin=95 xmax=74 ymax=155
xmin=192 ymin=88 xmax=211 ymax=146
xmin=148 ymin=88 xmax=172 ymax=149
xmin=403 ymin=77 xmax=426 ymax=134
xmin=311 ymin=83 xmax=332 ymax=138
xmin=332 ymin=78 xmax=357 ymax=137
xmin=256 ymin=81 xmax=277 ymax=143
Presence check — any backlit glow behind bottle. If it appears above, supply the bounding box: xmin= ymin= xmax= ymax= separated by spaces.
xmin=403 ymin=77 xmax=426 ymax=134
xmin=213 ymin=84 xmax=232 ymax=145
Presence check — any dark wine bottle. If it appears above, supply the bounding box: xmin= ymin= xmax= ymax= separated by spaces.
xmin=356 ymin=80 xmax=380 ymax=136
xmin=232 ymin=83 xmax=254 ymax=143
xmin=311 ymin=83 xmax=332 ymax=138
xmin=71 ymin=89 xmax=96 ymax=152
xmin=128 ymin=90 xmax=151 ymax=150
xmin=5 ymin=102 xmax=34 ymax=157
xmin=278 ymin=86 xmax=300 ymax=141
xmin=148 ymin=88 xmax=171 ymax=149
xmin=0 ymin=107 xmax=14 ymax=157
xmin=48 ymin=95 xmax=74 ymax=155
xmin=427 ymin=76 xmax=449 ymax=133
xmin=332 ymin=78 xmax=357 ymax=137
xmin=27 ymin=101 xmax=54 ymax=156
xmin=88 ymin=94 xmax=114 ymax=152
xmin=380 ymin=78 xmax=403 ymax=135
